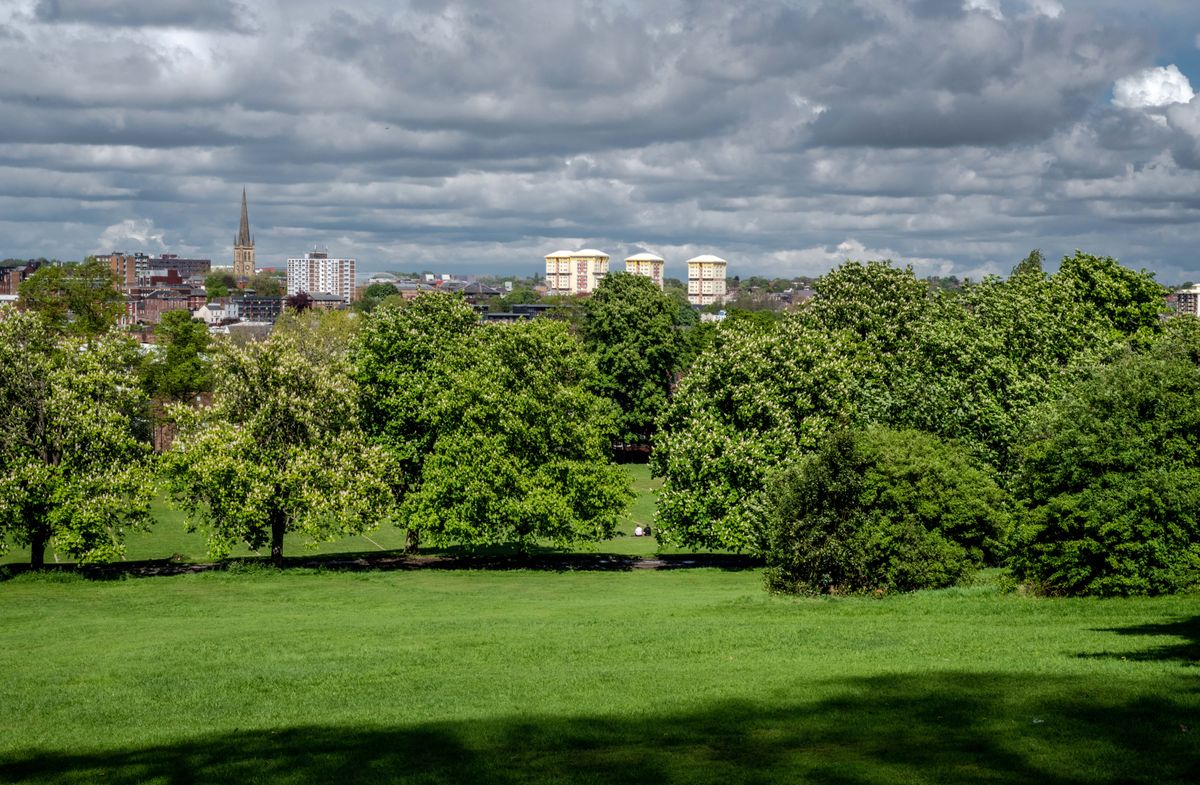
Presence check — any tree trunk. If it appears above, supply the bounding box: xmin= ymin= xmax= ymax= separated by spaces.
xmin=405 ymin=528 xmax=420 ymax=555
xmin=270 ymin=510 xmax=286 ymax=568
xmin=30 ymin=527 xmax=48 ymax=571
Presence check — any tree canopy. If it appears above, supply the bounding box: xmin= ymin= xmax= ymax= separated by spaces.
xmin=765 ymin=426 xmax=1010 ymax=595
xmin=582 ymin=272 xmax=686 ymax=444
xmin=18 ymin=258 xmax=124 ymax=337
xmin=354 ymin=294 xmax=631 ymax=550
xmin=162 ymin=329 xmax=392 ymax=566
xmin=1010 ymin=318 xmax=1200 ymax=596
xmin=0 ymin=311 xmax=153 ymax=567
xmin=652 ymin=253 xmax=1167 ymax=554
xmin=140 ymin=309 xmax=211 ymax=401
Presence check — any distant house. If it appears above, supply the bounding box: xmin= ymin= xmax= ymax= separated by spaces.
xmin=308 ymin=292 xmax=346 ymax=310
xmin=194 ymin=303 xmax=227 ymax=325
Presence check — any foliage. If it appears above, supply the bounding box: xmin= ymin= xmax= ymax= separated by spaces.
xmin=354 ymin=295 xmax=631 ymax=549
xmin=653 ymin=254 xmax=1166 ymax=552
xmin=764 ymin=426 xmax=1010 ymax=594
xmin=1010 ymin=321 xmax=1200 ymax=596
xmin=653 ymin=312 xmax=878 ymax=552
xmin=17 ymin=258 xmax=124 ymax=337
xmin=582 ymin=273 xmax=685 ymax=443
xmin=162 ymin=329 xmax=393 ymax=566
xmin=496 ymin=286 xmax=542 ymax=311
xmin=0 ymin=311 xmax=153 ymax=567
xmin=248 ymin=273 xmax=283 ymax=297
xmin=353 ymin=293 xmax=480 ymax=502
xmin=204 ymin=271 xmax=237 ymax=300
xmin=353 ymin=283 xmax=400 ymax=314
xmin=272 ymin=307 xmax=359 ymax=365
xmin=284 ymin=292 xmax=314 ymax=313
xmin=140 ymin=309 xmax=211 ymax=401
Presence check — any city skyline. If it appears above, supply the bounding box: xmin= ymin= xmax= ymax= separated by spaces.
xmin=1 ymin=1 xmax=1199 ymax=280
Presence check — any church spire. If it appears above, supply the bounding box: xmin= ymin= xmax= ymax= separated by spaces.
xmin=233 ymin=186 xmax=257 ymax=279
xmin=236 ymin=187 xmax=253 ymax=248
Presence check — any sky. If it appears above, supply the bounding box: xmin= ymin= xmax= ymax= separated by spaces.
xmin=1 ymin=0 xmax=1199 ymax=281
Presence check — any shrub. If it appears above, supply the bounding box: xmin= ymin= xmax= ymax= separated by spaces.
xmin=765 ymin=426 xmax=1010 ymax=595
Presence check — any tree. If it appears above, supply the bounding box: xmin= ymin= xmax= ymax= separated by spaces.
xmin=272 ymin=307 xmax=359 ymax=365
xmin=0 ymin=311 xmax=153 ymax=568
xmin=1010 ymin=320 xmax=1200 ymax=596
xmin=248 ymin=273 xmax=283 ymax=297
xmin=284 ymin=292 xmax=314 ymax=313
xmin=204 ymin=271 xmax=237 ymax=300
xmin=140 ymin=309 xmax=211 ymax=401
xmin=653 ymin=312 xmax=877 ymax=552
xmin=354 ymin=293 xmax=479 ymax=551
xmin=162 ymin=329 xmax=392 ymax=566
xmin=18 ymin=259 xmax=124 ymax=337
xmin=403 ymin=319 xmax=632 ymax=548
xmin=354 ymin=294 xmax=631 ymax=550
xmin=765 ymin=426 xmax=1010 ymax=594
xmin=652 ymin=254 xmax=1167 ymax=553
xmin=582 ymin=273 xmax=685 ymax=444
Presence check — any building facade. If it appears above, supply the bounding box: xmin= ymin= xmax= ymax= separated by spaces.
xmin=544 ymin=249 xmax=609 ymax=296
xmin=686 ymin=254 xmax=728 ymax=306
xmin=1173 ymin=284 xmax=1200 ymax=317
xmin=286 ymin=250 xmax=356 ymax=304
xmin=624 ymin=252 xmax=665 ymax=288
xmin=0 ymin=259 xmax=46 ymax=295
xmin=233 ymin=188 xmax=255 ymax=279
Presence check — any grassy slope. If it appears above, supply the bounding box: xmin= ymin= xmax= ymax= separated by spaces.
xmin=0 ymin=465 xmax=672 ymax=565
xmin=0 ymin=567 xmax=1197 ymax=784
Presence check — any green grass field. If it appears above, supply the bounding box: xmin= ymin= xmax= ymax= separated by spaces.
xmin=2 ymin=463 xmax=1199 ymax=782
xmin=0 ymin=464 xmax=672 ymax=566
xmin=1 ymin=567 xmax=1197 ymax=784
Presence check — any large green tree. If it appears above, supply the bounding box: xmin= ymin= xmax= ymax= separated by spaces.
xmin=163 ymin=329 xmax=392 ymax=566
xmin=1010 ymin=319 xmax=1200 ymax=596
xmin=17 ymin=258 xmax=124 ymax=337
xmin=354 ymin=294 xmax=631 ymax=550
xmin=0 ymin=311 xmax=153 ymax=568
xmin=140 ymin=309 xmax=212 ymax=402
xmin=582 ymin=272 xmax=685 ymax=443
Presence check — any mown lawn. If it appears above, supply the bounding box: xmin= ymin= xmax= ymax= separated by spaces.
xmin=0 ymin=566 xmax=1197 ymax=784
xmin=0 ymin=464 xmax=676 ymax=566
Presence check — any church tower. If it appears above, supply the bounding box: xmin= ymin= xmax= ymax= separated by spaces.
xmin=233 ymin=187 xmax=255 ymax=279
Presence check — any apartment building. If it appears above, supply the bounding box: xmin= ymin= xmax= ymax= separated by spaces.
xmin=286 ymin=250 xmax=356 ymax=305
xmin=686 ymin=254 xmax=728 ymax=306
xmin=544 ymin=249 xmax=609 ymax=296
xmin=624 ymin=252 xmax=665 ymax=289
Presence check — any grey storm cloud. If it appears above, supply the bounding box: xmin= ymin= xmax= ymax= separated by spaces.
xmin=0 ymin=0 xmax=1199 ymax=281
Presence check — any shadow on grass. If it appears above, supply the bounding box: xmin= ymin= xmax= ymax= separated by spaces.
xmin=0 ymin=550 xmax=762 ymax=581
xmin=1083 ymin=615 xmax=1200 ymax=666
xmin=2 ymin=674 xmax=1196 ymax=785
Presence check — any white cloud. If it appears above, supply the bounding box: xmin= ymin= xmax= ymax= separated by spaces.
xmin=1112 ymin=64 xmax=1195 ymax=109
xmin=963 ymin=0 xmax=1004 ymax=21
xmin=96 ymin=218 xmax=166 ymax=253
xmin=1026 ymin=0 xmax=1063 ymax=19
